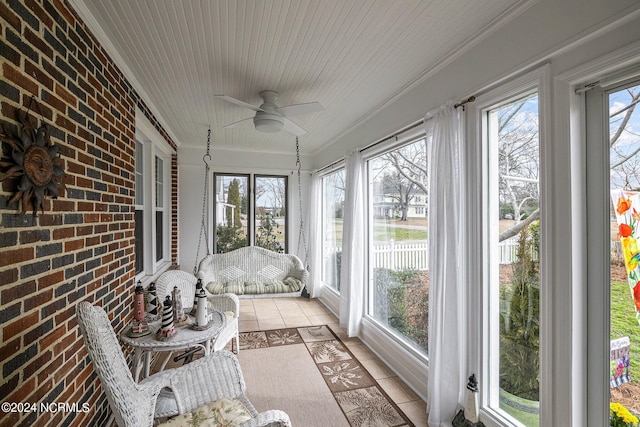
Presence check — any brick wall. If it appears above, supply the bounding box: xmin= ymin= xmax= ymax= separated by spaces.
xmin=0 ymin=1 xmax=178 ymax=425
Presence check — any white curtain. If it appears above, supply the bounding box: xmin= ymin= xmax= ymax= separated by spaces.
xmin=339 ymin=149 xmax=365 ymax=336
xmin=426 ymin=103 xmax=467 ymax=427
xmin=308 ymin=172 xmax=323 ymax=298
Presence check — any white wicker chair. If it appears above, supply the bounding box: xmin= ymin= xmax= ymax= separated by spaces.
xmin=155 ymin=269 xmax=240 ymax=353
xmin=76 ymin=302 xmax=291 ymax=427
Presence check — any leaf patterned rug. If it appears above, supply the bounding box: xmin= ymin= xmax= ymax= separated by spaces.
xmin=238 ymin=325 xmax=415 ymax=427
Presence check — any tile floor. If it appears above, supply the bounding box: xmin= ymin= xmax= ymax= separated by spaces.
xmin=237 ymin=296 xmax=429 ymax=427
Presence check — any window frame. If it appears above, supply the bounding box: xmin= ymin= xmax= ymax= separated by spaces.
xmin=212 ymin=172 xmax=292 ymax=254
xmin=213 ymin=173 xmax=251 ymax=252
xmin=470 ymin=66 xmax=552 ymax=427
xmin=254 ymin=174 xmax=289 ymax=253
xmin=134 ymin=110 xmax=174 ymax=282
xmin=319 ymin=165 xmax=346 ymax=293
xmin=361 ymin=125 xmax=430 ymax=361
xmin=134 ymin=139 xmax=145 ymax=276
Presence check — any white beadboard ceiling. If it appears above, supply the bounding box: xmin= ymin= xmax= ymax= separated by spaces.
xmin=72 ymin=0 xmax=525 ymax=155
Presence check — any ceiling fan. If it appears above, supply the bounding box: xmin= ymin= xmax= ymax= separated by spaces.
xmin=216 ymin=90 xmax=323 ymax=136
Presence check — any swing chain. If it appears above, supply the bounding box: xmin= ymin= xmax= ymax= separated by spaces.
xmin=295 ymin=137 xmax=309 ymax=271
xmin=194 ymin=129 xmax=212 ymax=275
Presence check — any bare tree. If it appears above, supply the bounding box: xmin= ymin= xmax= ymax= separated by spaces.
xmin=498 ymin=98 xmax=540 ymax=225
xmin=255 ymin=177 xmax=286 ymax=216
xmin=610 ymin=87 xmax=640 ymax=190
xmin=380 ymin=171 xmax=418 ymax=221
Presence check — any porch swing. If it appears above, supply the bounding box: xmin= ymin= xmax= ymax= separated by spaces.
xmin=189 ymin=134 xmax=310 ymax=298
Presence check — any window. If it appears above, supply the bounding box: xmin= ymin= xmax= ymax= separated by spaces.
xmin=134 ymin=110 xmax=174 ymax=280
xmin=608 ymin=81 xmax=640 ymax=423
xmin=254 ymin=175 xmax=287 ymax=253
xmin=135 ymin=140 xmax=144 ymax=274
xmin=213 ymin=173 xmax=289 ymax=254
xmin=367 ymin=137 xmax=428 ymax=353
xmin=584 ymin=74 xmax=640 ymax=424
xmin=483 ymin=89 xmax=541 ymax=426
xmin=155 ymin=156 xmax=164 ymax=262
xmin=214 ymin=174 xmax=249 ymax=253
xmin=321 ymin=169 xmax=346 ymax=291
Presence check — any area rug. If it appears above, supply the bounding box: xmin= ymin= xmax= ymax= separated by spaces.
xmin=237 ymin=325 xmax=415 ymax=427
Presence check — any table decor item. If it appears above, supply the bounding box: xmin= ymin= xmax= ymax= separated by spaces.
xmin=191 ymin=278 xmax=204 ymax=315
xmin=145 ymin=281 xmax=159 ymax=321
xmin=196 ymin=288 xmax=208 ymax=326
xmin=127 ymin=281 xmax=150 ymax=337
xmin=172 ymin=286 xmax=189 ymax=325
xmin=157 ymin=296 xmax=177 ymax=341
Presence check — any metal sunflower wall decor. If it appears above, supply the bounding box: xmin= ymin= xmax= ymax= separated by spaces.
xmin=0 ymin=108 xmax=65 ymax=216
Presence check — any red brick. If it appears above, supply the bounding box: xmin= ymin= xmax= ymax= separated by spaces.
xmin=83 ymin=213 xmax=100 ymax=223
xmin=0 ymin=246 xmax=34 ymax=267
xmin=0 ymin=268 xmax=18 ymax=287
xmin=23 ymin=288 xmax=53 ymax=311
xmin=53 ymin=0 xmax=76 ymax=26
xmin=3 ymin=63 xmax=38 ymax=96
xmin=64 ymin=239 xmax=84 ymax=252
xmin=3 ymin=311 xmax=39 ymax=340
xmin=6 ymin=377 xmax=36 ymax=405
xmin=53 ymin=334 xmax=75 ymax=356
xmin=0 ymin=2 xmax=21 ymax=31
xmin=25 ymin=0 xmax=53 ymax=29
xmin=1 ymin=280 xmax=36 ymax=304
xmin=55 ymin=114 xmax=77 ymax=133
xmin=0 ymin=337 xmax=21 ymax=362
xmin=52 ymin=227 xmax=75 ymax=240
xmin=24 ymin=25 xmax=53 ymax=59
xmin=76 ymin=176 xmax=92 ymax=188
xmin=25 ymin=58 xmax=54 ymax=91
xmin=85 ymin=236 xmax=100 ymax=247
xmin=24 ymin=349 xmax=52 ymax=378
xmin=38 ymin=270 xmax=64 ymax=289
xmin=54 ymin=306 xmax=74 ymax=326
xmin=53 ymin=355 xmax=75 ymax=383
xmin=52 ymin=199 xmax=75 ymax=211
xmin=40 ymin=326 xmax=67 ymax=350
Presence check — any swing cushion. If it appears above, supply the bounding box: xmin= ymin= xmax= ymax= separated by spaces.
xmin=206 ymin=277 xmax=302 ymax=296
xmin=198 ymin=246 xmax=308 ymax=298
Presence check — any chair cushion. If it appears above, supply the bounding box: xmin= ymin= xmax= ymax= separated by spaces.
xmin=159 ymin=397 xmax=251 ymax=427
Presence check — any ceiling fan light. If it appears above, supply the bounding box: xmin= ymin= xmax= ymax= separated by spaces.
xmin=253 ymin=114 xmax=284 ymax=133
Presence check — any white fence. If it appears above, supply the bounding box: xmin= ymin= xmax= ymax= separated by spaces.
xmin=373 ymin=241 xmax=429 ymax=270
xmin=326 ymin=237 xmax=527 ymax=271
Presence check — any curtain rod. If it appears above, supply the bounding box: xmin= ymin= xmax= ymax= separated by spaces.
xmin=315 ymin=158 xmax=344 ymax=175
xmin=319 ymin=95 xmax=476 ymax=172
xmin=360 ymin=94 xmax=476 ymax=153
xmin=359 ymin=120 xmax=425 ymax=154
xmin=454 ymin=95 xmax=476 ymax=109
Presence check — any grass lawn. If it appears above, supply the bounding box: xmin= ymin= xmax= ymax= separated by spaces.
xmin=611 ymin=280 xmax=640 ymax=380
xmin=372 ymin=226 xmax=427 ymax=242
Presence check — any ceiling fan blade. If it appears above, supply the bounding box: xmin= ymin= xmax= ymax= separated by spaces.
xmin=282 ymin=118 xmax=307 ymax=136
xmin=215 ymin=95 xmax=263 ymax=112
xmin=223 ymin=117 xmax=253 ymax=129
xmin=276 ymin=102 xmax=323 ymax=117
